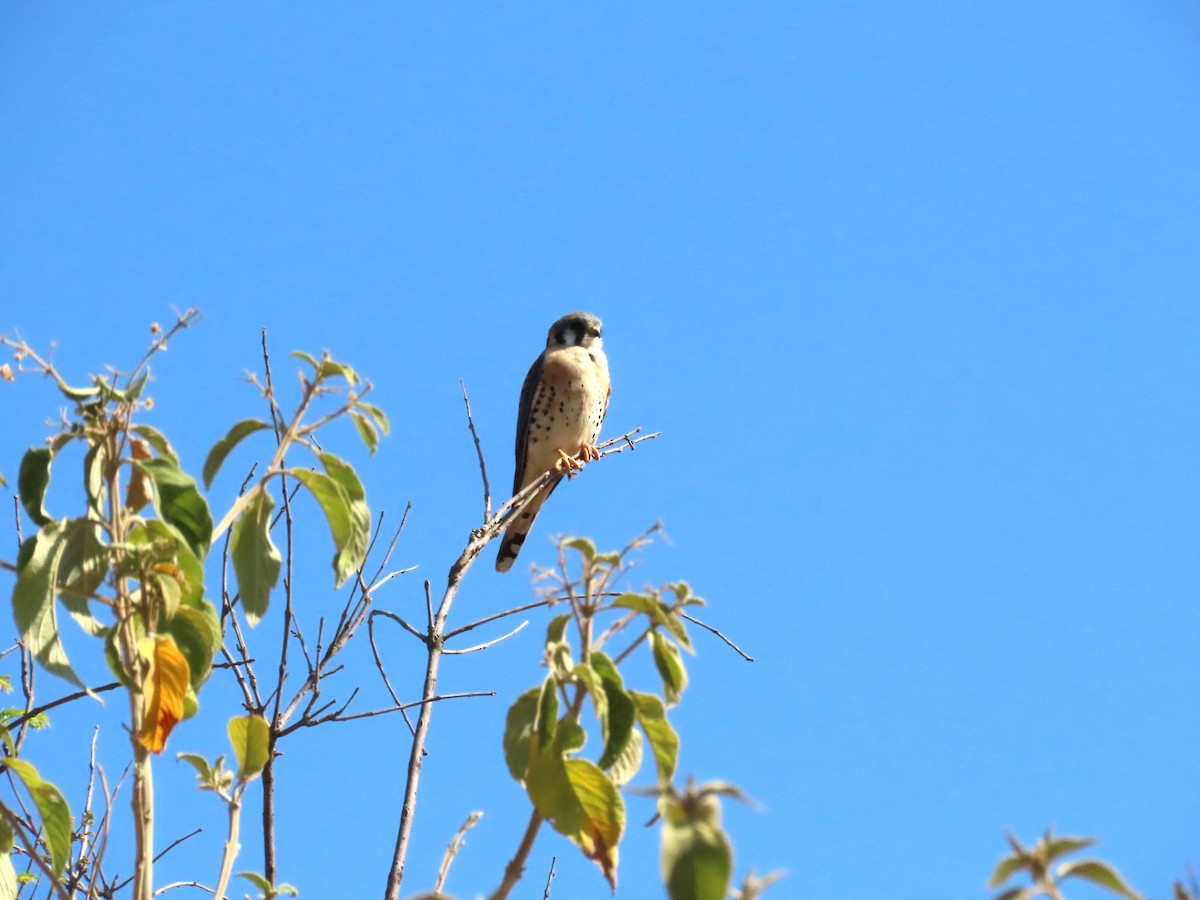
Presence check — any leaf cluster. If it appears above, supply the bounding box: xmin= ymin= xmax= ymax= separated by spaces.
xmin=495 ymin=534 xmax=765 ymax=899
xmin=989 ymin=829 xmax=1144 ymax=900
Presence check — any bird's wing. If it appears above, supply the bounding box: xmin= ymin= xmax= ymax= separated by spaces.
xmin=512 ymin=351 xmax=545 ymax=495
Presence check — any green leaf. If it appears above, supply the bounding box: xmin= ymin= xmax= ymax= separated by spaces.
xmin=176 ymin=752 xmax=213 ymax=783
xmin=240 ymin=870 xmax=272 ymax=891
xmin=230 ymin=489 xmax=281 ymax=625
xmin=503 ymin=688 xmax=541 ymax=781
xmin=6 ymin=758 xmax=73 ymax=877
xmin=651 ymin=631 xmax=688 ymax=706
xmin=152 ymin=570 xmax=182 ymax=621
xmin=614 ymin=592 xmax=693 ymax=652
xmin=57 ymin=518 xmax=108 ymax=636
xmin=662 ymin=816 xmax=732 ymax=900
xmin=164 ymin=600 xmax=221 ymax=688
xmin=607 ymin=726 xmax=644 ymax=787
xmin=131 ymin=424 xmax=179 ymax=465
xmin=228 ymin=714 xmax=271 ymax=781
xmin=13 ymin=528 xmax=84 ymax=687
xmin=546 ymin=614 xmax=571 ymax=645
xmin=589 ymin=653 xmax=636 ymax=772
xmin=316 ymin=451 xmax=371 ymax=586
xmin=237 ymin=871 xmax=298 ymax=899
xmin=318 ymin=357 xmax=359 ymax=385
xmin=668 ymin=581 xmax=691 ymax=602
xmin=564 ymin=537 xmax=596 ymax=562
xmin=564 ymin=758 xmax=624 ymax=888
xmin=630 ymin=691 xmax=679 ymax=783
xmin=358 ymin=401 xmax=391 ymax=435
xmin=104 ymin=625 xmax=141 ymax=690
xmin=546 ymin=614 xmax=574 ymax=678
xmin=57 ymin=380 xmax=101 ymax=402
xmin=1044 ymin=835 xmax=1097 ymax=861
xmin=525 ymin=739 xmax=624 ymax=890
xmin=137 ymin=457 xmax=213 ymax=560
xmin=535 ymin=675 xmax=559 ymax=750
xmin=202 ymin=419 xmax=270 ymax=490
xmin=129 ymin=368 xmax=151 ymax=400
xmin=558 ymin=720 xmax=587 ymax=754
xmin=572 ymin=664 xmax=607 ymax=724
xmin=660 ymin=609 xmax=694 ymax=653
xmin=350 ymin=411 xmax=379 ymax=455
xmin=289 ymin=456 xmax=369 ymax=588
xmin=988 ymin=854 xmax=1030 ymax=888
xmin=83 ymin=441 xmax=107 ymax=517
xmin=289 ymin=350 xmax=320 ymax=371
xmin=613 ymin=592 xmax=657 ymax=615
xmin=128 ymin=519 xmax=205 ymax=609
xmin=993 ymin=889 xmax=1034 ymax=900
xmin=17 ymin=448 xmax=53 ymax=527
xmin=1057 ymin=859 xmax=1145 ymax=900
xmin=0 ymin=819 xmax=14 ymax=900
xmin=177 ymin=752 xmax=232 ymax=793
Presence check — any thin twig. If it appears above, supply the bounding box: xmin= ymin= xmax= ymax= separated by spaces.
xmin=443 ymin=599 xmax=553 ymax=641
xmin=543 ymin=856 xmax=557 ymax=900
xmin=460 ymin=380 xmax=492 ymax=522
xmin=372 ymin=609 xmax=426 ymax=644
xmin=152 ymin=828 xmax=202 ymax=863
xmin=679 ymin=611 xmax=754 ymax=662
xmin=6 ymin=681 xmax=121 ymax=729
xmin=285 ymin=691 xmax=494 ymax=730
xmin=153 ymin=883 xmax=216 ymax=896
xmin=443 ymin=621 xmax=529 ymax=655
xmin=434 ymin=811 xmax=484 ymax=895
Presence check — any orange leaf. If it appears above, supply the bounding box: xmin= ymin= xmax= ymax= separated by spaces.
xmin=137 ymin=636 xmax=190 ymax=753
xmin=125 ymin=440 xmax=153 ymax=512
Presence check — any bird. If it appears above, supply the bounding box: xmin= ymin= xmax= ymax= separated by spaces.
xmin=495 ymin=311 xmax=611 ymax=573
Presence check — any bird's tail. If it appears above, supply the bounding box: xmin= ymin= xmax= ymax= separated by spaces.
xmin=495 ymin=478 xmax=561 ymax=573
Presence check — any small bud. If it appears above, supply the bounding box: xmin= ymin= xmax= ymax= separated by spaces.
xmin=150 ymin=322 xmax=162 ymax=334
xmin=144 ymin=397 xmax=155 ymax=410
xmin=0 ymin=363 xmax=12 ymax=383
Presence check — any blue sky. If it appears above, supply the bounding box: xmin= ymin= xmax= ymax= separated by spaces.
xmin=2 ymin=3 xmax=1199 ymax=898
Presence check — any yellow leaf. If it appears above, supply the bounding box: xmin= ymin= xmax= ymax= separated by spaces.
xmin=137 ymin=637 xmax=190 ymax=753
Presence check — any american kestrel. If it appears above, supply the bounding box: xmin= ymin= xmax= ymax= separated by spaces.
xmin=495 ymin=311 xmax=611 ymax=573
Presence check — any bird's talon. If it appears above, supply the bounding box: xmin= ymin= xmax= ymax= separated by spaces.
xmin=555 ymin=449 xmax=585 ymax=477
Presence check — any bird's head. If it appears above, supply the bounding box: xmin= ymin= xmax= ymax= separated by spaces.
xmin=547 ymin=311 xmax=603 ymax=350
